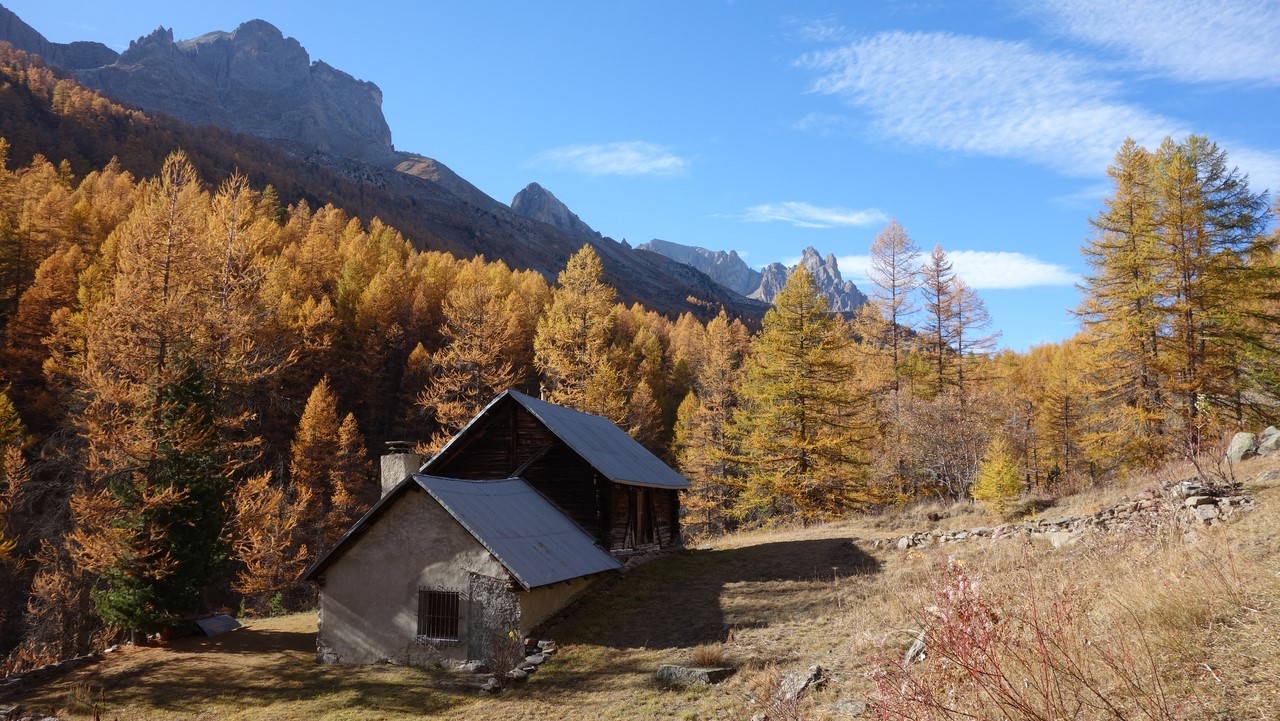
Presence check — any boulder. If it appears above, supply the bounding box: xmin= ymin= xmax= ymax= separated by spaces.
xmin=655 ymin=664 xmax=736 ymax=686
xmin=781 ymin=665 xmax=826 ymax=701
xmin=1226 ymin=432 xmax=1258 ymax=463
xmin=831 ymin=698 xmax=869 ymax=717
xmin=1258 ymin=429 xmax=1280 ymax=456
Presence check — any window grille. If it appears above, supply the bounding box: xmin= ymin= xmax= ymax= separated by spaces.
xmin=417 ymin=588 xmax=460 ymax=640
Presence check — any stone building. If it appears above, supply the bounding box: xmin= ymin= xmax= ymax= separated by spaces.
xmin=304 ymin=390 xmax=690 ymax=667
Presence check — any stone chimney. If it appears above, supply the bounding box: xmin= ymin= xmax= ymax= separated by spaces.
xmin=380 ymin=441 xmax=425 ymax=497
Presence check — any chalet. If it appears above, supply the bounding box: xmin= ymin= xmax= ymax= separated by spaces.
xmin=304 ymin=390 xmax=690 ymax=668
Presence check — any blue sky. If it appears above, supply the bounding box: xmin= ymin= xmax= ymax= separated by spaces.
xmin=12 ymin=0 xmax=1280 ymax=351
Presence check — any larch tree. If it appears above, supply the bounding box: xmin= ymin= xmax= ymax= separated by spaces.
xmin=732 ymin=267 xmax=871 ymax=523
xmin=671 ymin=311 xmax=750 ymax=537
xmin=534 ymin=245 xmax=628 ymax=422
xmin=920 ymin=244 xmax=958 ymax=397
xmin=56 ymin=153 xmax=288 ymax=635
xmin=1151 ymin=136 xmax=1272 ymax=451
xmin=1078 ymin=138 xmax=1168 ymax=468
xmin=288 ymin=377 xmax=368 ymax=569
xmin=62 ymin=153 xmax=227 ymax=636
xmin=229 ymin=471 xmax=310 ymax=613
xmin=1080 ymin=136 xmax=1274 ymax=460
xmin=417 ymin=272 xmax=522 ymax=449
xmin=867 ymin=218 xmax=921 ymax=391
xmin=970 ymin=435 xmax=1021 ymax=515
xmin=947 ymin=276 xmax=999 ymax=400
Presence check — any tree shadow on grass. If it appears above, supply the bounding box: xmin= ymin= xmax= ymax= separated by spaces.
xmin=547 ymin=537 xmax=880 ymax=650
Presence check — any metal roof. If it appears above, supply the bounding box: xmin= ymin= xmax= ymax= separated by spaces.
xmin=415 ymin=474 xmax=620 ymax=589
xmin=431 ymin=390 xmax=690 ymax=489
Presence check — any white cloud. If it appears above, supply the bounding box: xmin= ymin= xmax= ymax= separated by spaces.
xmin=947 ymin=250 xmax=1078 ymax=289
xmin=838 ymin=250 xmax=1077 ymax=290
xmin=801 ymin=31 xmax=1185 ymax=175
xmin=528 ymin=141 xmax=689 ymax=177
xmin=743 ymin=201 xmax=888 ymax=228
xmin=1028 ymin=0 xmax=1280 ymax=85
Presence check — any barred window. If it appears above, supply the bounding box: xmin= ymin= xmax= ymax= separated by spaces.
xmin=417 ymin=588 xmax=460 ymax=640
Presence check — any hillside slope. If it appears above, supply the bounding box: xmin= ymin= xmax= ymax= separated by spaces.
xmin=0 ymin=45 xmax=766 ymax=323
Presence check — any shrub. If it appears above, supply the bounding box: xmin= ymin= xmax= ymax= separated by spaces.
xmin=869 ymin=560 xmax=1180 ymax=720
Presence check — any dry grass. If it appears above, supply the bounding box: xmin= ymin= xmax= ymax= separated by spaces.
xmin=9 ymin=456 xmax=1280 ymax=720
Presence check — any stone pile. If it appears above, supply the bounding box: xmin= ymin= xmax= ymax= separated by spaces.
xmin=0 ymin=648 xmax=114 ymax=701
xmin=478 ymin=639 xmax=556 ymax=695
xmin=0 ymin=705 xmax=60 ymax=721
xmin=872 ymin=477 xmax=1255 ymax=552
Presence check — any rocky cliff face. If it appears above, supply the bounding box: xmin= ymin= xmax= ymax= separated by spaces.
xmin=0 ymin=11 xmax=395 ymax=165
xmin=510 ymin=183 xmax=602 ymax=240
xmin=637 ymin=239 xmax=761 ymax=297
xmin=750 ymin=247 xmax=867 ymax=312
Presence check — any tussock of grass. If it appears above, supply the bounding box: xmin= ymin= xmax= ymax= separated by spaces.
xmin=12 ymin=456 xmax=1280 ymax=720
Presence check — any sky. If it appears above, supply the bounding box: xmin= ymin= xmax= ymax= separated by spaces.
xmin=10 ymin=0 xmax=1280 ymax=351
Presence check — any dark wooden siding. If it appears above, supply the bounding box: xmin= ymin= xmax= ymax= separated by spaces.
xmin=428 ymin=398 xmax=614 ymax=546
xmin=426 ymin=396 xmax=682 ymax=554
xmin=609 ymin=486 xmax=680 ymax=552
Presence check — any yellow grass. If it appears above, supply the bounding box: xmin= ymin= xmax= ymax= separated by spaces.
xmin=10 ymin=456 xmax=1280 ymax=719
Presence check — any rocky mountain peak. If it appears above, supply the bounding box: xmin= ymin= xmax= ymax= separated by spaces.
xmin=0 ymin=11 xmax=395 ymax=165
xmin=749 ymin=246 xmax=867 ymax=312
xmin=511 ymin=183 xmax=601 ymax=240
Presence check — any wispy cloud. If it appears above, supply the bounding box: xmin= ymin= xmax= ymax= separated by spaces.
xmin=837 ymin=250 xmax=1077 ymax=290
xmin=743 ymin=201 xmax=887 ymax=228
xmin=783 ymin=14 xmax=849 ymax=43
xmin=1027 ymin=0 xmax=1280 ymax=85
xmin=528 ymin=141 xmax=689 ymax=177
xmin=801 ymin=31 xmax=1184 ymax=175
xmin=791 ymin=112 xmax=858 ymax=137
xmin=1229 ymin=146 xmax=1280 ymax=196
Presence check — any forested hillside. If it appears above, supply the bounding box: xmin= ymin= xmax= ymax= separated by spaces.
xmin=0 ymin=38 xmax=1276 ymax=675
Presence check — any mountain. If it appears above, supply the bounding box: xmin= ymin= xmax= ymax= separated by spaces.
xmin=641 ymin=240 xmax=867 ymax=312
xmin=511 ymin=183 xmax=602 ymax=240
xmin=75 ymin=21 xmax=394 ymax=165
xmin=637 ymin=239 xmax=760 ymax=297
xmin=751 ymin=247 xmax=867 ymax=312
xmin=0 ymin=8 xmax=768 ymax=323
xmin=0 ymin=4 xmax=116 ymax=69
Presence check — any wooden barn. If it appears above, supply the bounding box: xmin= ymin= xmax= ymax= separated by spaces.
xmin=423 ymin=389 xmax=689 ymax=555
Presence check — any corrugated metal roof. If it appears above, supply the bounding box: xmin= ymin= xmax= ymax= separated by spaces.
xmin=497 ymin=390 xmax=691 ymax=489
xmin=415 ymin=474 xmax=621 ymax=589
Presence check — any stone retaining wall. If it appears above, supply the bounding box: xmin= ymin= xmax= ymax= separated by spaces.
xmin=872 ymin=477 xmax=1255 ymax=552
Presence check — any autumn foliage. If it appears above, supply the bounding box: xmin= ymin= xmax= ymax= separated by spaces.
xmin=0 ymin=44 xmax=1276 ymax=672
